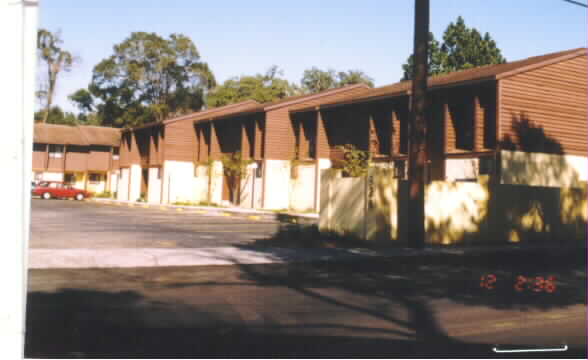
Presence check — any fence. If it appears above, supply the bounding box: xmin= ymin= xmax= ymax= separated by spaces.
xmin=319 ymin=168 xmax=587 ymax=246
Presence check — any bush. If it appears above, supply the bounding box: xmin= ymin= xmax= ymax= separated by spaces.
xmin=94 ymin=191 xmax=112 ymax=198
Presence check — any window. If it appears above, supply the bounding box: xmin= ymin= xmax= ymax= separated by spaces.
xmin=479 ymin=157 xmax=495 ymax=176
xmin=255 ymin=161 xmax=263 ymax=178
xmin=393 ymin=160 xmax=407 ymax=179
xmin=89 ymin=173 xmax=102 ymax=184
xmin=64 ymin=173 xmax=75 ymax=184
xmin=112 ymin=147 xmax=120 ymax=160
xmin=49 ymin=144 xmax=64 ymax=158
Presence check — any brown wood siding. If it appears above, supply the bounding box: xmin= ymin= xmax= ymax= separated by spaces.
xmin=264 ymin=107 xmax=295 ymax=160
xmin=47 ymin=156 xmax=64 ymax=171
xmin=135 ymin=130 xmax=150 ymax=167
xmin=87 ymin=146 xmax=111 ymax=171
xmin=215 ymin=119 xmax=242 ymax=155
xmin=149 ymin=127 xmax=163 ymax=167
xmin=111 ymin=158 xmax=120 ymax=170
xmin=65 ymin=146 xmax=88 ymax=172
xmin=499 ymin=55 xmax=587 ymax=156
xmin=393 ymin=97 xmax=410 ymax=154
xmin=241 ymin=120 xmax=253 ymax=160
xmin=210 ymin=122 xmax=221 ymax=160
xmin=32 ymin=144 xmax=47 ymax=170
xmin=165 ymin=119 xmax=197 ymax=162
xmin=254 ymin=115 xmax=264 ymax=160
xmin=264 ymin=86 xmax=370 ymax=160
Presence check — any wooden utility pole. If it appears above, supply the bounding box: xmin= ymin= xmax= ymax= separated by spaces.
xmin=407 ymin=0 xmax=430 ymax=249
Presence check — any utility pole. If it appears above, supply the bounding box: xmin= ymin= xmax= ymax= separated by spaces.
xmin=407 ymin=0 xmax=430 ymax=249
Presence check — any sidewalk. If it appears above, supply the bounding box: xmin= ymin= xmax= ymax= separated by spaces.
xmin=28 ymin=243 xmax=574 ymax=269
xmin=89 ymin=198 xmax=318 ymax=224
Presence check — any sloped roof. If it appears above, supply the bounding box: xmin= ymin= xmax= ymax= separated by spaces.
xmin=291 ymin=47 xmax=586 ymax=112
xmin=78 ymin=126 xmax=121 ymax=146
xmin=34 ymin=124 xmax=88 ymax=146
xmin=127 ymin=100 xmax=262 ymax=131
xmin=34 ymin=123 xmax=121 ymax=146
xmin=193 ymin=100 xmax=263 ymax=123
xmin=193 ymin=84 xmax=371 ymax=123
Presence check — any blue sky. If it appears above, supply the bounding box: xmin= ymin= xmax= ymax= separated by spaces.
xmin=39 ymin=0 xmax=587 ymax=113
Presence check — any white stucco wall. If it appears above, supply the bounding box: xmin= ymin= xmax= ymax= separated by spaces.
xmin=239 ymin=168 xmax=255 ymax=208
xmin=117 ymin=168 xmax=129 ymax=201
xmin=501 ymin=150 xmax=588 ymax=188
xmin=290 ymin=164 xmax=316 ymax=212
xmin=209 ymin=161 xmax=223 ymax=205
xmin=445 ymin=158 xmax=479 ymax=181
xmin=41 ymin=172 xmax=64 ymax=182
xmin=192 ymin=164 xmax=210 ymax=204
xmin=162 ymin=160 xmax=195 ymax=204
xmin=109 ymin=171 xmax=119 ymax=194
xmin=262 ymin=159 xmax=291 ymax=210
xmin=147 ymin=167 xmax=162 ymax=203
xmin=129 ymin=164 xmax=142 ymax=202
xmin=314 ymin=159 xmax=332 ymax=212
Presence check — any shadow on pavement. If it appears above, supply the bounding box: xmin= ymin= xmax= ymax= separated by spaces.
xmin=25 ymin=247 xmax=586 ymax=358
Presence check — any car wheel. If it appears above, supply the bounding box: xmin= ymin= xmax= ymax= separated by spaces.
xmin=42 ymin=192 xmax=51 ymax=200
xmin=75 ymin=193 xmax=85 ymax=201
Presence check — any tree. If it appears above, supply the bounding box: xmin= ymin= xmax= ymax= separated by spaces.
xmin=34 ymin=106 xmax=78 ymax=126
xmin=68 ymin=89 xmax=102 ymax=126
xmin=37 ymin=29 xmax=76 ymax=123
xmin=300 ymin=67 xmax=338 ymax=93
xmin=300 ymin=68 xmax=374 ymax=94
xmin=207 ymin=66 xmax=297 ymax=108
xmin=337 ymin=70 xmax=374 ymax=88
xmin=401 ymin=16 xmax=506 ymax=80
xmin=89 ymin=32 xmax=216 ymax=128
xmin=220 ymin=152 xmax=253 ymax=204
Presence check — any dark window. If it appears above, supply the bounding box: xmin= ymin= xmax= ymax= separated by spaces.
xmin=33 ymin=143 xmax=46 ymax=152
xmin=49 ymin=144 xmax=64 ymax=158
xmin=479 ymin=157 xmax=494 ymax=175
xmin=394 ymin=160 xmax=407 ymax=179
xmin=64 ymin=173 xmax=75 ymax=184
xmin=449 ymin=97 xmax=475 ymax=150
xmin=89 ymin=173 xmax=102 ymax=183
xmin=255 ymin=161 xmax=263 ymax=178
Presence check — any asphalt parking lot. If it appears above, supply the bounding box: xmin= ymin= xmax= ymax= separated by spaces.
xmin=30 ymin=199 xmax=286 ymax=249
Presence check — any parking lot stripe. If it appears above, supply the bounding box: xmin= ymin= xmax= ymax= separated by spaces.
xmin=160 ymin=206 xmax=168 ymax=210
xmin=221 ymin=213 xmax=232 ymax=217
xmin=248 ymin=215 xmax=261 ymax=221
xmin=142 ymin=204 xmax=149 ymax=209
xmin=176 ymin=208 xmax=184 ymax=212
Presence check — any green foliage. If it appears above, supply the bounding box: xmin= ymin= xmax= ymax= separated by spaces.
xmin=34 ymin=106 xmax=78 ymax=126
xmin=300 ymin=67 xmax=374 ymax=94
xmin=88 ymin=32 xmax=216 ymax=128
xmin=37 ymin=29 xmax=76 ymax=123
xmin=335 ymin=144 xmax=371 ymax=177
xmin=221 ymin=151 xmax=253 ymax=204
xmin=94 ymin=191 xmax=113 ymax=198
xmin=207 ymin=66 xmax=297 ymax=107
xmin=401 ymin=16 xmax=506 ymax=80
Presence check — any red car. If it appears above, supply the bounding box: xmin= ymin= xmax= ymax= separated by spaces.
xmin=32 ymin=181 xmax=92 ymax=201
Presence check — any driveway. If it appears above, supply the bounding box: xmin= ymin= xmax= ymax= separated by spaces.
xmin=31 ymin=199 xmax=283 ymax=249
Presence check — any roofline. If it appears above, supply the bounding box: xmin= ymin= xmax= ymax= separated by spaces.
xmin=495 ymin=49 xmax=586 ymax=79
xmin=124 ymin=100 xmax=261 ymax=132
xmin=291 ymin=89 xmax=409 ymax=113
xmin=263 ymin=84 xmax=370 ymax=111
xmin=197 ymin=108 xmax=265 ymax=124
xmin=291 ymin=48 xmax=587 ymax=114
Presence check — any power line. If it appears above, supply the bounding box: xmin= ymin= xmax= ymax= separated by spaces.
xmin=562 ymin=0 xmax=588 ymax=8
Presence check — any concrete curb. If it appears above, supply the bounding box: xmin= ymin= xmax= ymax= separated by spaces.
xmin=89 ymin=198 xmax=318 ymax=224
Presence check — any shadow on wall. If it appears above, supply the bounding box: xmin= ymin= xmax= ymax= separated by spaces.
xmin=426 ymin=112 xmax=586 ymax=246
xmin=318 ymin=112 xmax=586 ymax=247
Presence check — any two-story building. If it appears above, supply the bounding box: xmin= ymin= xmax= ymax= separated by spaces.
xmin=32 ymin=124 xmax=121 ymax=194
